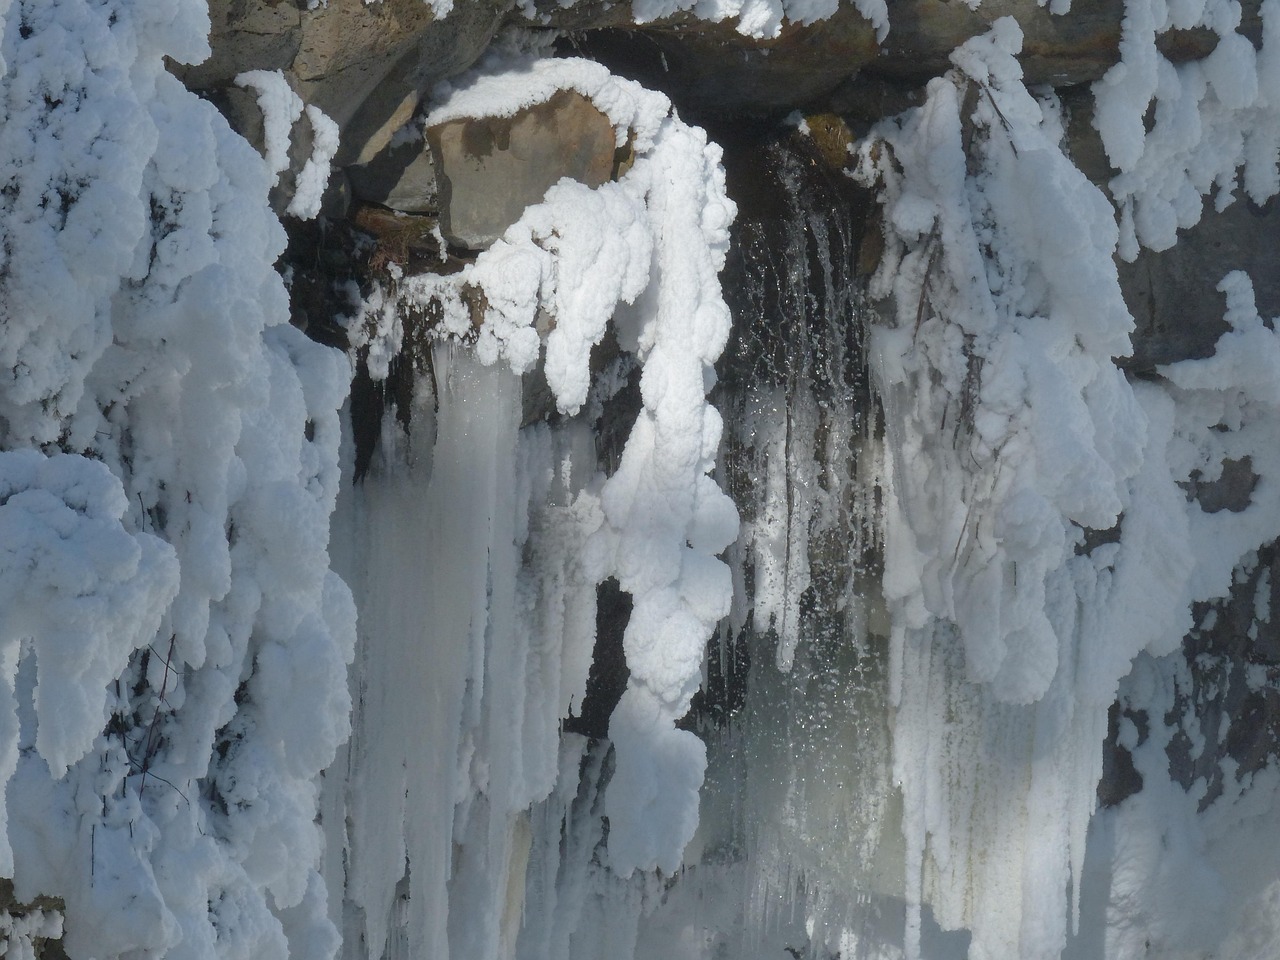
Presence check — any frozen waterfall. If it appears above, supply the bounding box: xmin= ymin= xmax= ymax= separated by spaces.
xmin=3 ymin=2 xmax=1280 ymax=959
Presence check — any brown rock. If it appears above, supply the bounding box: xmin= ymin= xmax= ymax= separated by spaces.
xmin=426 ymin=90 xmax=617 ymax=249
xmin=175 ymin=0 xmax=511 ymax=167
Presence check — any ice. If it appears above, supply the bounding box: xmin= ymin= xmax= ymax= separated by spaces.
xmin=843 ymin=18 xmax=1237 ymax=959
xmin=323 ymin=44 xmax=742 ymax=951
xmin=11 ymin=1 xmax=1280 ymax=957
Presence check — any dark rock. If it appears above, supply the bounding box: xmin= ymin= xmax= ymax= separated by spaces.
xmin=538 ymin=0 xmax=1133 ymax=118
xmin=1161 ymin=545 xmax=1280 ymax=810
xmin=1182 ymin=457 xmax=1258 ymax=515
xmin=426 ymin=90 xmax=617 ymax=249
xmin=347 ymin=136 xmax=440 ymax=214
xmin=1098 ymin=702 xmax=1145 ymax=807
xmin=562 ymin=578 xmax=632 ymax=740
xmin=1119 ymin=199 xmax=1280 ymax=372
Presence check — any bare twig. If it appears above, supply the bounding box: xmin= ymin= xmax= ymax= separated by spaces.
xmin=137 ymin=634 xmax=177 ymax=798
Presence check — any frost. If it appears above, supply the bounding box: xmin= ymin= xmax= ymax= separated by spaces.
xmin=328 ymin=52 xmax=738 ymax=956
xmin=288 ymin=105 xmax=340 ymax=219
xmin=845 ymin=17 xmax=1280 ymax=959
xmin=1094 ymin=0 xmax=1280 ymax=257
xmin=235 ymin=71 xmax=338 ymax=219
xmin=852 ymin=19 xmax=1190 ymax=959
xmin=235 ymin=70 xmax=303 ymax=181
xmin=0 ymin=2 xmax=353 ymax=957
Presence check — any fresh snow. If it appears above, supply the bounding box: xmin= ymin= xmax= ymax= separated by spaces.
xmin=0 ymin=2 xmax=353 ymax=958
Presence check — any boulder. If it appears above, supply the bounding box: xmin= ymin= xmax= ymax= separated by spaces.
xmin=426 ymin=90 xmax=617 ymax=249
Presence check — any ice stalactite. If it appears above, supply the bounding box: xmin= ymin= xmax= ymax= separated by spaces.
xmin=327 ymin=53 xmax=738 ymax=959
xmin=622 ymin=123 xmax=907 ymax=960
xmin=854 ymin=21 xmax=1153 ymax=958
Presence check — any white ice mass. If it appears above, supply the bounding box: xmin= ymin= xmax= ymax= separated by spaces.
xmin=2 ymin=0 xmax=1280 ymax=959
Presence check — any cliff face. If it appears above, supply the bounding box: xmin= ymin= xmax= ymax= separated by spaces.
xmin=2 ymin=1 xmax=1279 ymax=959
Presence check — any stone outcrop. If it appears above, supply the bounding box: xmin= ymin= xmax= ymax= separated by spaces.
xmin=427 ymin=90 xmax=619 ymax=248
xmin=347 ymin=135 xmax=440 ymax=213
xmin=178 ymin=0 xmax=510 ymax=169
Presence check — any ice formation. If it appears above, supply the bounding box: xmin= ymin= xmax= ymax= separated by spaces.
xmin=6 ymin=0 xmax=1280 ymax=958
xmin=0 ymin=0 xmax=353 ymax=957
xmin=843 ymin=16 xmax=1280 ymax=960
xmin=328 ymin=52 xmax=739 ymax=959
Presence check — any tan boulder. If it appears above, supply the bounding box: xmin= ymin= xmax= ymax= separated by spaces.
xmin=426 ymin=90 xmax=618 ymax=249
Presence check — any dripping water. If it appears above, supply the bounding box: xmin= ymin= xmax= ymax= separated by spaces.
xmin=653 ymin=127 xmax=907 ymax=959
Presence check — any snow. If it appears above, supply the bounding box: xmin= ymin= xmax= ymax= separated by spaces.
xmin=289 ymin=105 xmax=340 ymax=219
xmin=1093 ymin=0 xmax=1280 ymax=257
xmin=235 ymin=70 xmax=338 ymax=220
xmin=329 ymin=49 xmax=739 ymax=955
xmin=0 ymin=2 xmax=353 ymax=958
xmin=846 ymin=16 xmax=1280 ymax=960
xmin=8 ymin=1 xmax=1280 ymax=958
xmin=235 ymin=70 xmax=302 ymax=180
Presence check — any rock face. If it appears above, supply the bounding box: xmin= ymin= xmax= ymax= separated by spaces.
xmin=347 ymin=135 xmax=440 ymax=213
xmin=427 ymin=90 xmax=618 ymax=249
xmin=178 ymin=0 xmax=510 ymax=167
xmin=1118 ymin=199 xmax=1280 ymax=372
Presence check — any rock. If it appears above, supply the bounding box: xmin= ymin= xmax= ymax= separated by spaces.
xmin=1182 ymin=457 xmax=1259 ymax=516
xmin=426 ymin=90 xmax=618 ymax=249
xmin=175 ymin=0 xmax=510 ymax=167
xmin=1056 ymin=86 xmax=1280 ymax=374
xmin=178 ymin=0 xmax=302 ymax=88
xmin=348 ymin=135 xmax=440 ymax=214
xmin=531 ymin=0 xmax=1136 ymax=118
xmin=1118 ymin=197 xmax=1280 ymax=372
xmin=1147 ymin=543 xmax=1280 ymax=811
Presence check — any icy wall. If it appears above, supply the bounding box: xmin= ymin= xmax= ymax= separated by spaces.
xmin=5 ymin=0 xmax=1280 ymax=959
